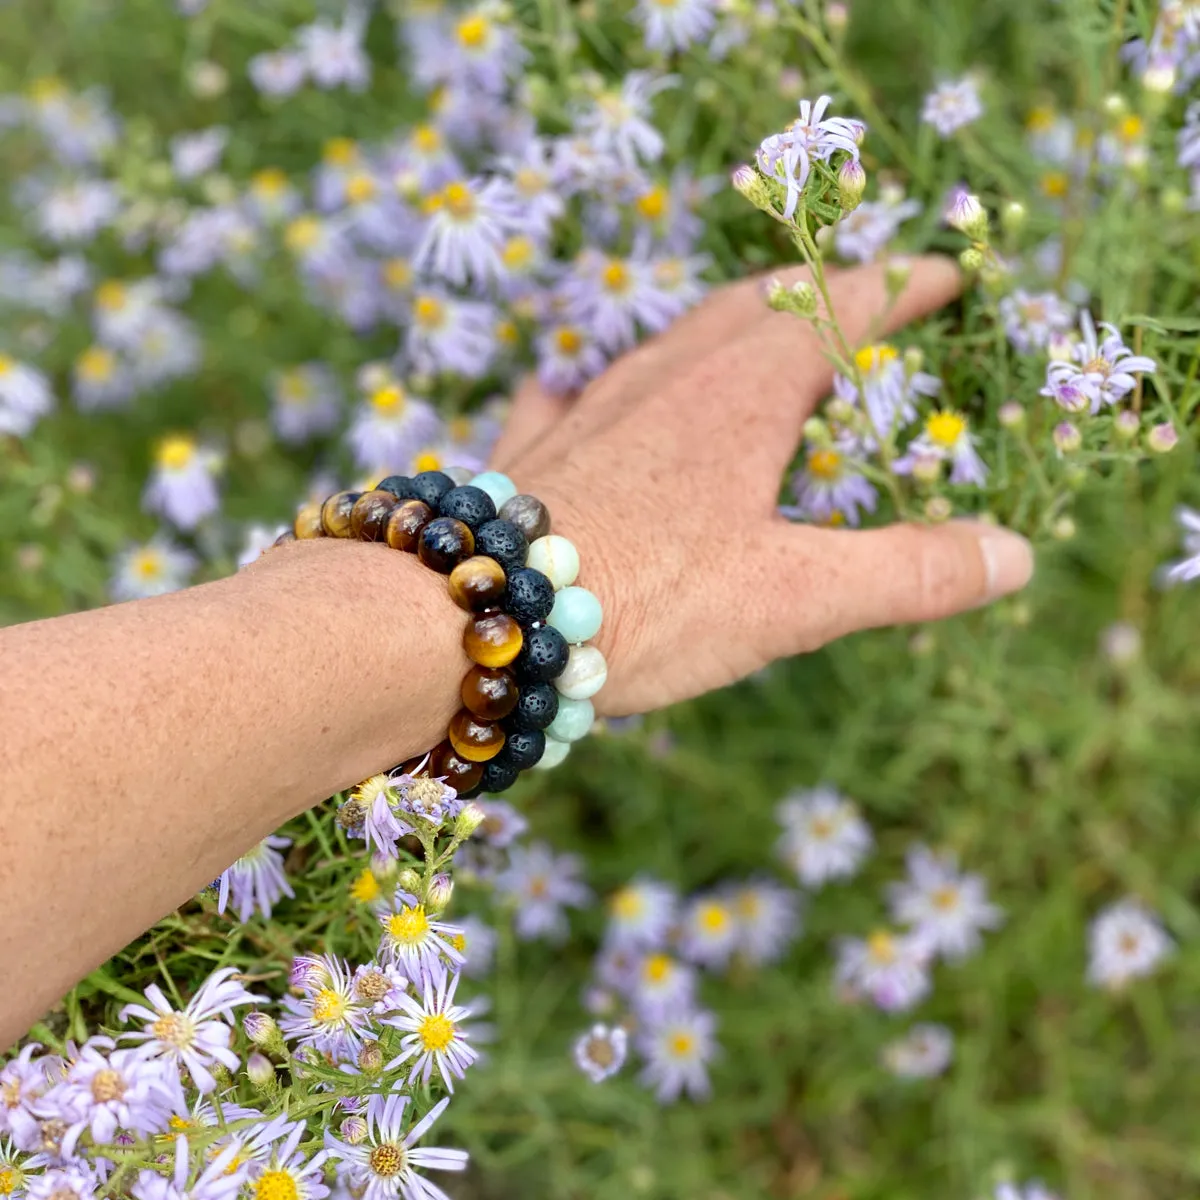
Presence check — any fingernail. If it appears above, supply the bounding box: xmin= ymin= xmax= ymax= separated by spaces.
xmin=977 ymin=527 xmax=1034 ymax=599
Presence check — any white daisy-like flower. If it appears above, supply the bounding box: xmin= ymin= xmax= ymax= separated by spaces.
xmin=604 ymin=878 xmax=678 ymax=950
xmin=630 ymin=952 xmax=696 ymax=1019
xmin=835 ymin=929 xmax=933 ymax=1013
xmin=384 ymin=969 xmax=478 ymax=1093
xmin=377 ymin=893 xmax=465 ymax=986
xmin=573 ymin=1023 xmax=628 ymax=1083
xmin=921 ymin=77 xmax=984 ymax=137
xmin=279 ymin=954 xmax=373 ymax=1062
xmin=414 ymin=178 xmax=519 ymax=288
xmin=882 ymin=1023 xmax=954 ymax=1079
xmin=110 ymin=537 xmax=198 ymax=602
xmin=142 ymin=435 xmax=222 ymax=531
xmin=637 ymin=1009 xmax=717 ymax=1103
xmin=1086 ymin=898 xmax=1174 ymax=990
xmin=776 ymin=784 xmax=873 ymax=888
xmin=346 ymin=384 xmax=443 ymax=473
xmin=677 ymin=893 xmax=739 ymax=971
xmin=888 ymin=845 xmax=1004 ymax=962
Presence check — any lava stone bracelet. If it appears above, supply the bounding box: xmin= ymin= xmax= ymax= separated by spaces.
xmin=286 ymin=469 xmax=607 ymax=798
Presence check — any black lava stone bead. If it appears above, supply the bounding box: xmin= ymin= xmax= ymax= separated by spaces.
xmin=437 ymin=485 xmax=497 ymax=533
xmin=479 ymin=758 xmax=521 ymax=794
xmin=417 ymin=516 xmax=475 ymax=574
xmin=376 ymin=474 xmax=419 ymax=500
xmin=497 ymin=728 xmax=546 ymax=771
xmin=410 ymin=470 xmax=456 ymax=508
xmin=504 ymin=566 xmax=555 ymax=624
xmin=508 ymin=681 xmax=559 ymax=732
xmin=474 ymin=519 xmax=529 ymax=574
xmin=514 ymin=623 xmax=569 ymax=683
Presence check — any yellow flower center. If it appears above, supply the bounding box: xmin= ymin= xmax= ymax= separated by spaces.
xmin=449 ymin=932 xmax=467 ymax=953
xmin=446 ymin=415 xmax=471 ymax=442
xmin=323 ymin=137 xmax=359 ymax=167
xmin=90 ymin=1069 xmax=125 ymax=1103
xmin=654 ymin=259 xmax=684 ymax=289
xmin=418 ymin=1013 xmax=456 ymax=1052
xmin=28 ymin=76 xmax=66 ymax=103
xmin=442 ymin=181 xmax=475 ymax=220
xmin=345 ymin=172 xmax=377 ymax=205
xmin=925 ymin=410 xmax=967 ymax=448
xmin=1025 ymin=105 xmax=1056 ymax=133
xmin=853 ymin=343 xmax=898 ymax=374
xmin=735 ymin=891 xmax=760 ymax=918
xmin=635 ymin=186 xmax=668 ymax=220
xmin=502 ymin=236 xmax=535 ymax=270
xmin=1083 ymin=355 xmax=1113 ymax=379
xmin=168 ymin=1115 xmax=195 ymax=1133
xmin=1118 ymin=931 xmax=1141 ymax=955
xmin=387 ymin=905 xmax=431 ymax=945
xmin=413 ymin=124 xmax=441 ymax=154
xmin=1118 ymin=114 xmax=1144 ymax=143
xmin=808 ymin=448 xmax=842 ymax=481
xmin=95 ymin=281 xmax=127 ymax=311
xmin=611 ymin=888 xmax=644 ymax=920
xmin=456 ymin=14 xmax=489 ymax=47
xmin=384 ymin=258 xmax=413 ymax=290
xmin=414 ymin=295 xmax=446 ymax=329
xmin=1040 ymin=171 xmax=1069 ymax=199
xmin=254 ymin=1170 xmax=299 ymax=1200
xmin=0 ymin=1168 xmax=17 ymax=1195
xmin=667 ymin=1031 xmax=695 ymax=1057
xmin=643 ymin=953 xmax=673 ymax=984
xmin=866 ymin=931 xmax=897 ymax=964
xmin=151 ymin=1012 xmax=193 ymax=1048
xmin=355 ymin=969 xmax=391 ymax=1003
xmin=132 ymin=550 xmax=165 ymax=582
xmin=514 ymin=167 xmax=545 ymax=196
xmin=931 ymin=886 xmax=960 ymax=912
xmin=697 ymin=903 xmax=730 ymax=934
xmin=351 ymin=869 xmax=381 ymax=903
xmin=368 ymin=1143 xmax=406 ymax=1177
xmin=284 ymin=216 xmax=322 ymax=252
xmin=554 ymin=327 xmax=583 ymax=356
xmin=413 ymin=450 xmax=443 ymax=473
xmin=583 ymin=1034 xmax=616 ymax=1067
xmin=0 ymin=354 xmax=14 ymax=378
xmin=370 ymin=385 xmax=406 ymax=416
xmin=311 ymin=988 xmax=348 ymax=1024
xmin=601 ymin=260 xmax=630 ymax=294
xmin=528 ymin=875 xmax=549 ymax=898
xmin=77 ymin=346 xmax=115 ymax=383
xmin=278 ymin=371 xmax=313 ymax=404
xmin=251 ymin=168 xmax=289 ymax=198
xmin=157 ymin=435 xmax=196 ymax=471
xmin=495 ymin=318 xmax=518 ymax=345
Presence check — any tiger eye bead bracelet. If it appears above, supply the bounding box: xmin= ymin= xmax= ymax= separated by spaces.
xmin=290 ymin=468 xmax=607 ymax=796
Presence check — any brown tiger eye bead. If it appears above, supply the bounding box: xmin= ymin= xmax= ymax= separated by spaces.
xmin=448 ymin=708 xmax=506 ymax=762
xmin=350 ymin=489 xmax=398 ymax=541
xmin=418 ymin=517 xmax=475 ymax=574
xmin=498 ymin=493 xmax=551 ymax=542
xmin=448 ymin=555 xmax=507 ymax=613
xmin=427 ymin=740 xmax=483 ymax=793
xmin=463 ymin=611 xmax=524 ymax=668
xmin=294 ymin=501 xmax=325 ymax=540
xmin=385 ymin=499 xmax=434 ymax=552
xmin=321 ymin=490 xmax=362 ymax=538
xmin=461 ymin=665 xmax=519 ymax=721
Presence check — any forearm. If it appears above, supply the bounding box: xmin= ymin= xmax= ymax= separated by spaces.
xmin=0 ymin=538 xmax=465 ymax=1045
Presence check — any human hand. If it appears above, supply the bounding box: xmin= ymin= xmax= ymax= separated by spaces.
xmin=490 ymin=257 xmax=1034 ymax=716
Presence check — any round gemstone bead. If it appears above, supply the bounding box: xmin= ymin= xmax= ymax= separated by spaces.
xmin=418 ymin=517 xmax=475 ymax=573
xmin=385 ymin=499 xmax=434 ymax=552
xmin=410 ymin=470 xmax=456 ymax=508
xmin=480 ymin=758 xmax=521 ymax=794
xmin=507 ymin=681 xmax=558 ymax=731
xmin=474 ymin=519 xmax=528 ymax=573
xmin=443 ymin=465 xmax=474 ymax=486
xmin=469 ymin=471 xmax=518 ymax=510
xmin=514 ymin=623 xmax=569 ymax=683
xmin=497 ymin=728 xmax=545 ymax=771
xmin=376 ymin=475 xmax=419 ymax=501
xmin=320 ymin=490 xmax=362 ymax=538
xmin=504 ymin=567 xmax=555 ymax=625
xmin=294 ymin=501 xmax=324 ymax=540
xmin=548 ymin=586 xmax=602 ymax=643
xmin=464 ymin=612 xmax=524 ymax=668
xmin=350 ymin=489 xmax=398 ymax=541
xmin=499 ymin=494 xmax=551 ymax=542
xmin=273 ymin=530 xmax=297 ymax=547
xmin=448 ymin=709 xmax=506 ymax=762
xmin=437 ymin=486 xmax=497 ymax=533
xmin=555 ymin=644 xmax=608 ymax=700
xmin=533 ymin=738 xmax=571 ymax=771
xmin=460 ymin=666 xmax=519 ymax=721
xmin=526 ymin=535 xmax=579 ymax=590
xmin=546 ymin=695 xmax=595 ymax=743
xmin=448 ymin=555 xmax=507 ymax=613
xmin=427 ymin=740 xmax=483 ymax=793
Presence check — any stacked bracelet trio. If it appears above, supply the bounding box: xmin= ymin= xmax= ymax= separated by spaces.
xmin=281 ymin=468 xmax=606 ymax=798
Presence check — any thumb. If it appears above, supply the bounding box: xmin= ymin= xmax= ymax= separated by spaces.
xmin=770 ymin=519 xmax=1034 ymax=651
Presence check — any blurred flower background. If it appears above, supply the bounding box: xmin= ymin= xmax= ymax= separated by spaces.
xmin=2 ymin=0 xmax=1200 ymax=1198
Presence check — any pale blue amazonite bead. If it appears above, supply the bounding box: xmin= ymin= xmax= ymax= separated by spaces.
xmin=555 ymin=644 xmax=608 ymax=700
xmin=526 ymin=535 xmax=580 ymax=590
xmin=534 ymin=737 xmax=572 ymax=770
xmin=467 ymin=470 xmax=518 ymax=510
xmin=546 ymin=696 xmax=595 ymax=743
xmin=548 ymin=586 xmax=602 ymax=643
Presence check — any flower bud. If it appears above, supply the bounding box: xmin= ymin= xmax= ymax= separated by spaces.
xmin=243 ymin=1012 xmax=279 ymax=1049
xmin=909 ymin=629 xmax=936 ymax=657
xmin=1000 ymin=201 xmax=1027 ymax=235
xmin=1162 ymin=186 xmax=1187 ymax=216
xmin=1113 ymin=409 xmax=1140 ymax=439
xmin=1102 ymin=93 xmax=1128 ymax=119
xmin=959 ymin=247 xmax=984 ymax=271
xmin=945 ymin=189 xmax=988 ymax=241
xmin=997 ymin=401 xmax=1025 ymax=429
xmin=246 ymin=1052 xmax=275 ymax=1088
xmin=884 ymin=256 xmax=911 ymax=296
xmin=1100 ymin=621 xmax=1142 ymax=666
xmin=188 ymin=61 xmax=228 ymax=99
xmin=371 ymin=852 xmax=399 ymax=881
xmin=396 ymin=867 xmax=422 ymax=894
xmin=394 ymin=170 xmax=421 ymax=202
xmin=902 ymin=346 xmax=924 ymax=376
xmin=1047 ymin=332 xmax=1074 ymax=363
xmin=924 ymin=496 xmax=953 ymax=521
xmin=454 ymin=802 xmax=486 ymax=840
xmin=730 ymin=165 xmax=774 ymax=213
xmin=1148 ymin=422 xmax=1178 ymax=453
xmin=1142 ymin=64 xmax=1177 ymax=95
xmin=825 ymin=397 xmax=855 ymax=426
xmin=1053 ymin=422 xmax=1082 ymax=453
xmin=1051 ymin=515 xmax=1076 ymax=541
xmin=837 ymin=158 xmax=866 ymax=212
xmin=357 ymin=1041 xmax=384 ymax=1076
xmin=1063 ymin=463 xmax=1088 ymax=490
xmin=825 ymin=1 xmax=849 ymax=32
xmin=341 ymin=1116 xmax=368 ymax=1145
xmin=427 ymin=874 xmax=454 ymax=913
xmin=803 ymin=416 xmax=831 ymax=445
xmin=912 ymin=451 xmax=943 ymax=484
xmin=17 ymin=545 xmax=43 ymax=572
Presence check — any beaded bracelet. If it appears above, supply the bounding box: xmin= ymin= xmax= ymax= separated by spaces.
xmin=281 ymin=468 xmax=607 ymax=798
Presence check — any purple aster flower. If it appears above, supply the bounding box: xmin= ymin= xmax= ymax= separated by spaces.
xmin=414 ymin=178 xmax=520 ymax=288
xmin=347 ymin=384 xmax=443 ymax=474
xmin=494 ymin=842 xmax=592 ymax=943
xmin=562 ymin=249 xmax=680 ymax=354
xmin=297 ymin=10 xmax=370 ymax=92
xmin=269 ymin=362 xmax=342 ymax=444
xmin=729 ymin=880 xmax=801 ymax=966
xmin=1179 ymin=102 xmax=1200 ymax=171
xmin=26 ymin=1164 xmax=102 ymax=1200
xmin=575 ymin=72 xmax=673 ymax=170
xmin=131 ymin=1136 xmax=244 ymax=1200
xmin=834 ymin=192 xmax=922 ymax=263
xmin=248 ymin=50 xmax=307 ymax=97
xmin=441 ymin=8 xmax=527 ymax=95
xmin=1160 ymin=506 xmax=1200 ymax=586
xmin=404 ymin=291 xmax=498 ymax=378
xmin=216 ymin=835 xmax=294 ymax=923
xmin=119 ymin=968 xmax=260 ymax=1094
xmin=781 ymin=440 xmax=878 ymax=527
xmin=0 ymin=1046 xmax=53 ymax=1151
xmin=998 ymin=289 xmax=1075 ymax=354
xmin=378 ymin=891 xmax=465 ymax=985
xmin=636 ymin=1008 xmax=717 ymax=1103
xmin=141 ymin=437 xmax=220 ymax=531
xmin=636 ymin=0 xmax=718 ymax=52
xmin=535 ymin=322 xmax=608 ymax=394
xmin=921 ymin=77 xmax=984 ymax=137
xmin=496 ymin=137 xmax=568 ymax=238
xmin=383 ymin=968 xmax=478 ymax=1093
xmin=605 ymin=878 xmax=678 ymax=950
xmin=1041 ymin=313 xmax=1157 ymax=414
xmin=835 ymin=930 xmax=934 ymax=1012
xmin=390 ymin=771 xmax=461 ymax=830
xmin=472 ymin=800 xmax=527 ymax=848
xmin=573 ymin=1023 xmax=628 ymax=1083
xmin=279 ymin=955 xmax=373 ymax=1063
xmin=894 ymin=409 xmax=988 ymax=487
